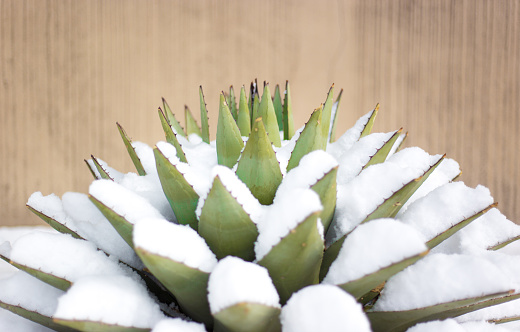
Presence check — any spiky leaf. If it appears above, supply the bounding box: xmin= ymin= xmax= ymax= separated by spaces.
xmin=321 ymin=84 xmax=334 ymax=139
xmin=199 ymin=86 xmax=210 ymax=143
xmin=198 ymin=176 xmax=258 ymax=261
xmin=162 ymin=97 xmax=186 ymax=137
xmin=235 ymin=119 xmax=283 ymax=205
xmin=229 ymin=86 xmax=238 ymax=121
xmin=257 ymin=212 xmax=324 ymax=304
xmin=360 ymin=104 xmax=379 ymax=138
xmin=329 ymin=88 xmax=343 ymax=143
xmin=256 ymin=84 xmax=281 ymax=148
xmin=273 ymin=85 xmax=283 ymax=132
xmin=213 ymin=303 xmax=281 ymax=332
xmin=237 ymin=86 xmax=251 ymax=137
xmin=363 ymin=129 xmax=403 ymax=169
xmin=53 ymin=319 xmax=148 ymax=332
xmin=0 ymin=302 xmax=77 ymax=332
xmin=185 ymin=105 xmax=202 ymax=137
xmin=90 ymin=155 xmax=113 ymax=180
xmin=117 ymin=123 xmax=146 ymax=176
xmin=216 ymin=94 xmax=244 ymax=168
xmin=310 ymin=166 xmax=338 ymax=232
xmin=158 ymin=108 xmax=187 ymax=163
xmin=283 ymin=81 xmax=295 ymax=140
xmin=89 ymin=195 xmax=134 ymax=248
xmin=26 ymin=204 xmax=83 ymax=239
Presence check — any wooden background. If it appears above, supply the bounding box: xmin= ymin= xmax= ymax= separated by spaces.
xmin=1 ymin=0 xmax=519 ymax=226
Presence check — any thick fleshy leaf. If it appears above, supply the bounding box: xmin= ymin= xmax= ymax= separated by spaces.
xmin=426 ymin=203 xmax=497 ymax=249
xmin=26 ymin=204 xmax=83 ymax=239
xmin=273 ymin=84 xmax=284 ymax=132
xmin=490 ymin=236 xmax=520 ymax=251
xmin=310 ymin=167 xmax=338 ymax=232
xmin=360 ymin=103 xmax=379 ymax=138
xmin=320 ymin=84 xmax=334 ymax=140
xmin=216 ymin=93 xmax=244 ymax=168
xmin=329 ymin=88 xmax=343 ymax=143
xmin=367 ymin=291 xmax=520 ymax=332
xmin=283 ymin=81 xmax=295 ymax=140
xmin=154 ymin=147 xmax=199 ymax=229
xmin=235 ymin=118 xmax=283 ymax=205
xmin=256 ymin=84 xmax=281 ymax=147
xmin=85 ymin=159 xmax=100 ymax=179
xmin=198 ymin=176 xmax=259 ymax=261
xmin=89 ymin=195 xmax=134 ymax=247
xmin=257 ymin=211 xmax=324 ymax=304
xmin=362 ymin=155 xmax=444 ymax=223
xmin=199 ymin=86 xmax=210 ymax=143
xmin=53 ymin=319 xmax=148 ymax=332
xmin=252 ymin=93 xmax=260 ymax=128
xmin=237 ymin=86 xmax=251 ymax=136
xmin=158 ymin=108 xmax=187 ymax=163
xmin=117 ymin=123 xmax=146 ymax=176
xmin=213 ymin=303 xmax=281 ymax=332
xmin=90 ymin=155 xmax=113 ymax=180
xmin=0 ymin=303 xmax=76 ymax=332
xmin=162 ymin=97 xmax=186 ymax=137
xmin=185 ymin=105 xmax=202 ymax=137
xmin=286 ymin=106 xmax=326 ymax=172
xmin=135 ymin=248 xmax=213 ymax=327
xmin=363 ymin=129 xmax=403 ymax=169
xmin=319 ymin=235 xmax=346 ymax=282
xmin=229 ymin=86 xmax=238 ymax=121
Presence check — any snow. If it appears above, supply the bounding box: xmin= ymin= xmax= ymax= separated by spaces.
xmin=274 ymin=126 xmax=304 ymax=175
xmin=89 ymin=179 xmax=165 ymax=225
xmin=328 ymin=148 xmax=441 ymax=245
xmin=27 ymin=192 xmax=80 ymax=234
xmin=280 ymin=284 xmax=371 ymax=332
xmin=275 ymin=150 xmax=338 ymax=199
xmin=434 ymin=208 xmax=520 ymax=254
xmin=456 ymin=297 xmax=520 ymax=325
xmin=7 ymin=231 xmax=127 ymax=283
xmin=255 ymin=188 xmax=322 ymax=261
xmin=85 ymin=157 xmax=125 ymax=181
xmin=0 ymin=271 xmax=64 ymax=317
xmin=373 ymin=253 xmax=514 ymax=311
xmin=398 ymin=182 xmax=494 ymax=241
xmin=152 ymin=318 xmax=206 ymax=332
xmin=131 ymin=141 xmax=157 ymax=175
xmin=0 ymin=308 xmax=54 ymax=332
xmin=133 ymin=218 xmax=217 ymax=273
xmin=195 ymin=165 xmax=263 ymax=223
xmin=54 ymin=275 xmax=164 ymax=328
xmin=207 ymin=256 xmax=280 ymax=314
xmin=407 ymin=319 xmax=513 ymax=332
xmin=326 ymin=109 xmax=375 ymax=160
xmin=323 ymin=219 xmax=427 ymax=285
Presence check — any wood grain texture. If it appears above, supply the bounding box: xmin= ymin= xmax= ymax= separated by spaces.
xmin=1 ymin=0 xmax=519 ymax=226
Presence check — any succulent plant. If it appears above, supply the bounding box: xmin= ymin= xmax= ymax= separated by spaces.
xmin=1 ymin=81 xmax=520 ymax=332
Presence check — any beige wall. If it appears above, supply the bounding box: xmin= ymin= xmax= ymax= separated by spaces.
xmin=1 ymin=0 xmax=519 ymax=226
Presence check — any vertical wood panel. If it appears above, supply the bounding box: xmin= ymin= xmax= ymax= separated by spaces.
xmin=1 ymin=0 xmax=519 ymax=226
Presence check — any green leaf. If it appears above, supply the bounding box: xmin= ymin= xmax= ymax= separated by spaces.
xmin=0 ymin=302 xmax=78 ymax=332
xmin=216 ymin=93 xmax=245 ymax=168
xmin=337 ymin=250 xmax=429 ymax=299
xmin=185 ymin=105 xmax=202 ymax=137
xmin=213 ymin=303 xmax=281 ymax=332
xmin=489 ymin=234 xmax=520 ymax=251
xmin=199 ymin=86 xmax=210 ymax=143
xmin=319 ymin=235 xmax=346 ymax=282
xmin=310 ymin=166 xmax=338 ymax=233
xmin=283 ymin=81 xmax=295 ymax=140
xmin=162 ymin=97 xmax=186 ymax=137
xmin=90 ymin=155 xmax=113 ymax=180
xmin=321 ymin=84 xmax=334 ymax=140
xmin=257 ymin=84 xmax=281 ymax=148
xmin=273 ymin=84 xmax=284 ymax=132
xmin=426 ymin=203 xmax=498 ymax=249
xmin=235 ymin=118 xmax=283 ymax=205
xmin=237 ymin=86 xmax=251 ymax=137
xmin=154 ymin=147 xmax=199 ymax=229
xmin=158 ymin=108 xmax=187 ymax=163
xmin=367 ymin=291 xmax=520 ymax=332
xmin=360 ymin=104 xmax=379 ymax=138
xmin=286 ymin=106 xmax=326 ymax=172
xmin=229 ymin=86 xmax=238 ymax=121
xmin=252 ymin=93 xmax=260 ymax=129
xmin=89 ymin=195 xmax=134 ymax=248
xmin=135 ymin=247 xmax=213 ymax=327
xmin=117 ymin=123 xmax=146 ymax=176
xmin=362 ymin=155 xmax=444 ymax=223
xmin=53 ymin=318 xmax=149 ymax=332
xmin=84 ymin=159 xmax=100 ymax=179
xmin=0 ymin=253 xmax=71 ymax=291
xmin=257 ymin=211 xmax=324 ymax=304
xmin=329 ymin=88 xmax=343 ymax=143
xmin=363 ymin=129 xmax=403 ymax=169
xmin=26 ymin=204 xmax=83 ymax=239
xmin=198 ymin=176 xmax=258 ymax=261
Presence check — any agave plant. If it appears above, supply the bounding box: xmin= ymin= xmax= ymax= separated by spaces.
xmin=1 ymin=81 xmax=520 ymax=332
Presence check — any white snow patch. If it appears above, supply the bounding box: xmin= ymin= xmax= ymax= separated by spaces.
xmin=196 ymin=165 xmax=264 ymax=223
xmin=8 ymin=232 xmax=127 ymax=283
xmin=208 ymin=256 xmax=280 ymax=314
xmin=407 ymin=319 xmax=512 ymax=332
xmin=131 ymin=141 xmax=157 ymax=176
xmin=456 ymin=297 xmax=520 ymax=325
xmin=54 ymin=275 xmax=164 ymax=328
xmin=255 ymin=189 xmax=322 ymax=261
xmin=323 ymin=219 xmax=427 ymax=285
xmin=133 ymin=218 xmax=217 ymax=273
xmin=27 ymin=192 xmax=79 ymax=235
xmin=0 ymin=271 xmax=64 ymax=317
xmin=280 ymin=284 xmax=371 ymax=332
xmin=398 ymin=182 xmax=494 ymax=241
xmin=275 ymin=126 xmax=304 ymax=175
xmin=0 ymin=308 xmax=54 ymax=332
xmin=89 ymin=179 xmax=165 ymax=225
xmin=152 ymin=318 xmax=206 ymax=332
xmin=373 ymin=253 xmax=514 ymax=311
